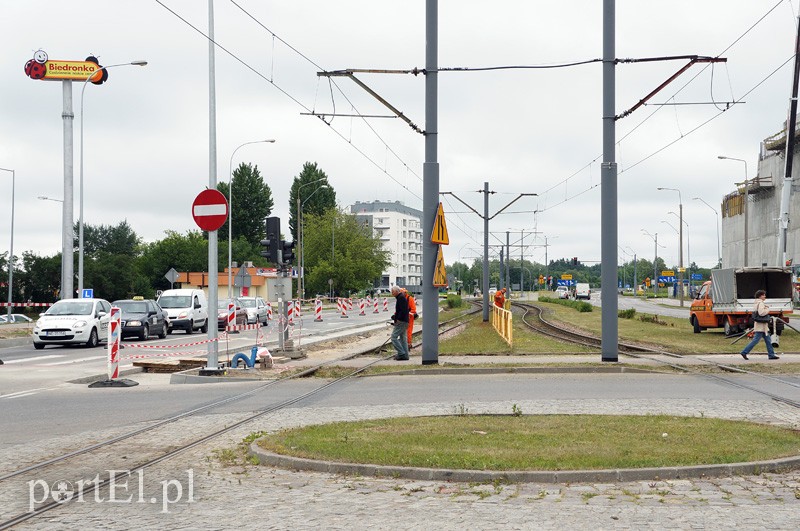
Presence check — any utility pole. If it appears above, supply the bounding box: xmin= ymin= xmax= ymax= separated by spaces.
xmin=505 ymin=231 xmax=510 ymax=294
xmin=778 ymin=14 xmax=800 ymax=267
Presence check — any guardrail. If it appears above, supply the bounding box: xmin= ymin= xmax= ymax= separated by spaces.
xmin=491 ymin=304 xmax=513 ymax=346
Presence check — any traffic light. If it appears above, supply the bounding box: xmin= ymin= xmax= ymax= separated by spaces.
xmin=281 ymin=240 xmax=296 ymax=264
xmin=572 ymin=257 xmax=578 ymax=266
xmin=260 ymin=217 xmax=281 ymax=264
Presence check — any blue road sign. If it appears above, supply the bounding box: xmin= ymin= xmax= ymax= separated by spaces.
xmin=81 ymin=288 xmax=93 ymax=299
xmin=690 ymin=273 xmax=703 ymax=280
xmin=557 ymin=280 xmax=575 ymax=287
xmin=658 ymin=276 xmax=676 ymax=284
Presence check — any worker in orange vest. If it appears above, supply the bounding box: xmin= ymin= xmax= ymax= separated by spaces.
xmin=494 ymin=287 xmax=506 ymax=308
xmin=402 ymin=288 xmax=418 ymax=346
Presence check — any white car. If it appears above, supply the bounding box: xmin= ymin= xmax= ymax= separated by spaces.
xmin=238 ymin=296 xmax=268 ymax=325
xmin=33 ymin=298 xmax=112 ymax=349
xmin=555 ymin=286 xmax=570 ymax=299
xmin=0 ymin=313 xmax=34 ymax=324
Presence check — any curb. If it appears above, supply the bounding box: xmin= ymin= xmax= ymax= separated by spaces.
xmin=248 ymin=441 xmax=800 ymax=484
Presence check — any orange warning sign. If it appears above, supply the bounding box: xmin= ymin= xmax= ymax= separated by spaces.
xmin=433 ymin=246 xmax=448 ymax=287
xmin=431 ymin=203 xmax=449 ymax=245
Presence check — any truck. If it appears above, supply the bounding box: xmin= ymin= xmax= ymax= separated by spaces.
xmin=572 ymin=283 xmax=591 ymax=300
xmin=689 ymin=267 xmax=793 ymax=336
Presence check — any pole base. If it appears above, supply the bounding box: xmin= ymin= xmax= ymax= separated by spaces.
xmin=88 ymin=378 xmax=139 ymax=388
xmin=198 ymin=367 xmax=226 ymax=376
xmin=601 ymin=357 xmax=618 ymax=363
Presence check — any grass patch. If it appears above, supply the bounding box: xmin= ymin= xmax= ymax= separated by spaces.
xmin=257 ymin=414 xmax=800 ymax=471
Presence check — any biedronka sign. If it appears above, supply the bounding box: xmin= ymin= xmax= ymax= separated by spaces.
xmin=24 ymin=49 xmax=108 ymax=84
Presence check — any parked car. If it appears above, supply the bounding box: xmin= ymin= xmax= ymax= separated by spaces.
xmin=217 ymin=298 xmax=248 ymax=330
xmin=0 ymin=313 xmax=34 ymax=324
xmin=555 ymin=286 xmax=570 ymax=299
xmin=112 ymin=298 xmax=169 ymax=340
xmin=238 ymin=296 xmax=268 ymax=325
xmin=32 ymin=298 xmax=111 ymax=349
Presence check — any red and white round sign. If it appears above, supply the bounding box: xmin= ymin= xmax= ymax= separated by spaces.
xmin=192 ymin=189 xmax=229 ymax=231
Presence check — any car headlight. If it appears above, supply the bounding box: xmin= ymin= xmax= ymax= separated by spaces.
xmin=127 ymin=320 xmax=142 ymax=327
xmin=178 ymin=311 xmax=189 ymax=319
xmin=73 ymin=320 xmax=87 ymax=328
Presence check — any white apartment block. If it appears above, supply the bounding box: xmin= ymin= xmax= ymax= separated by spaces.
xmin=350 ymin=200 xmax=423 ymax=291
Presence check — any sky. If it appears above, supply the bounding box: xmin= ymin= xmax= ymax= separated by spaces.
xmin=1 ymin=1 xmax=799 ymax=274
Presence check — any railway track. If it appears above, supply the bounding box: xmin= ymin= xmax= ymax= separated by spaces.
xmin=513 ymin=300 xmax=800 ymax=409
xmin=0 ymin=310 xmax=476 ymax=529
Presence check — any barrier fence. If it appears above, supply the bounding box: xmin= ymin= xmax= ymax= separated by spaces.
xmin=491 ymin=304 xmax=513 ymax=347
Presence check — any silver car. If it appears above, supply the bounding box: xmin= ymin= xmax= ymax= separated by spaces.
xmin=238 ymin=296 xmax=268 ymax=325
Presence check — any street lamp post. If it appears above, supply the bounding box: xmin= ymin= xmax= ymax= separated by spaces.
xmin=298 ymin=182 xmax=330 ymax=299
xmin=78 ymin=60 xmax=147 ymax=297
xmin=693 ymin=197 xmax=721 ymax=267
xmin=717 ymin=156 xmax=749 ymax=266
xmin=668 ymin=211 xmax=691 ymax=292
xmin=0 ymin=168 xmax=14 ymax=317
xmin=657 ymin=187 xmax=684 ymax=307
xmin=641 ymin=229 xmax=662 ymax=296
xmin=228 ymin=139 xmax=275 ymax=299
xmin=624 ymin=246 xmax=637 ymax=292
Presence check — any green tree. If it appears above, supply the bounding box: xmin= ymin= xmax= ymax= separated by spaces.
xmin=301 ymin=209 xmax=389 ymax=295
xmin=78 ymin=220 xmax=140 ymax=256
xmin=137 ymin=231 xmax=209 ymax=292
xmin=288 ymin=162 xmax=336 ymax=242
xmin=16 ymin=251 xmax=61 ymax=302
xmin=217 ymin=162 xmax=274 ymax=246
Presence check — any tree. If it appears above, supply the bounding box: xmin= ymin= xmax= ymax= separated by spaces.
xmin=301 ymin=209 xmax=389 ymax=295
xmin=16 ymin=251 xmax=61 ymax=302
xmin=217 ymin=162 xmax=274 ymax=246
xmin=136 ymin=231 xmax=209 ymax=292
xmin=78 ymin=220 xmax=140 ymax=256
xmin=288 ymin=162 xmax=336 ymax=242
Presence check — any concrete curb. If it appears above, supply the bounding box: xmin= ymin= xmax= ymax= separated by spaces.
xmin=248 ymin=441 xmax=800 ymax=484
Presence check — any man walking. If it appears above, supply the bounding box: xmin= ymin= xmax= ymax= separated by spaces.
xmin=390 ymin=286 xmax=410 ymax=360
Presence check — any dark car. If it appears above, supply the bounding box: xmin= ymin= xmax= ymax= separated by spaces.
xmin=112 ymin=298 xmax=169 ymax=340
xmin=217 ymin=298 xmax=248 ymax=330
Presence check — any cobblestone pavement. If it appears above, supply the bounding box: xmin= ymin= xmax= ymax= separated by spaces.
xmin=7 ymin=398 xmax=800 ymax=530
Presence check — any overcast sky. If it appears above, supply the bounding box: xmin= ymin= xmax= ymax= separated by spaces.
xmin=1 ymin=1 xmax=798 ymax=273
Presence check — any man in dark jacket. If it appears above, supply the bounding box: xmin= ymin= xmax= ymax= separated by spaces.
xmin=390 ymin=286 xmax=410 ymax=360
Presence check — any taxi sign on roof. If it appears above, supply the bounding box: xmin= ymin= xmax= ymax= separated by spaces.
xmin=430 ymin=203 xmax=449 ymax=245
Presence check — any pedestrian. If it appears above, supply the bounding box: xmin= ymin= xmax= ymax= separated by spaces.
xmin=740 ymin=289 xmax=780 ymax=360
xmin=402 ymin=288 xmax=418 ymax=348
xmin=494 ymin=287 xmax=506 ymax=308
xmin=390 ymin=286 xmax=410 ymax=360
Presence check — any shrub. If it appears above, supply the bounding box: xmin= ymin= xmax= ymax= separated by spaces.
xmin=638 ymin=313 xmax=667 ymax=326
xmin=446 ymin=293 xmax=463 ymax=308
xmin=618 ymin=308 xmax=636 ymax=319
xmin=539 ymin=296 xmax=593 ymax=312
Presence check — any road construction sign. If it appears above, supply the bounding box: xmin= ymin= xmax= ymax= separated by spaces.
xmin=661 ymin=270 xmax=675 ymax=277
xmin=561 ymin=274 xmax=573 ymax=280
xmin=430 ymin=203 xmax=449 ymax=245
xmin=433 ymin=246 xmax=448 ymax=287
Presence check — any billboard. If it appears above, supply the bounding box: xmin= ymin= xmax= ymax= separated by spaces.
xmin=24 ymin=50 xmax=107 ymax=84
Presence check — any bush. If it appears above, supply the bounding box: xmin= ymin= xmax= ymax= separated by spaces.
xmin=638 ymin=313 xmax=668 ymax=326
xmin=618 ymin=308 xmax=636 ymax=319
xmin=446 ymin=293 xmax=463 ymax=309
xmin=539 ymin=296 xmax=593 ymax=312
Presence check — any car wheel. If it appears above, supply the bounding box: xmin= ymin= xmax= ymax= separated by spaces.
xmin=186 ymin=325 xmax=193 ymax=335
xmin=86 ymin=328 xmax=99 ymax=348
xmin=692 ymin=316 xmax=701 ymax=334
xmin=140 ymin=324 xmax=150 ymax=341
xmin=723 ymin=318 xmax=735 ymax=337
xmin=167 ymin=327 xmax=173 ymax=335
xmin=200 ymin=320 xmax=208 ymax=333
xmin=158 ymin=323 xmax=167 ymax=339
xmin=34 ymin=342 xmax=45 ymax=350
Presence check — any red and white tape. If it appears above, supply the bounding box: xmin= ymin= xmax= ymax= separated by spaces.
xmin=0 ymin=302 xmax=53 ymax=307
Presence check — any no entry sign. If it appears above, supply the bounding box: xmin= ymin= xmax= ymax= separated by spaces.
xmin=192 ymin=189 xmax=228 ymax=231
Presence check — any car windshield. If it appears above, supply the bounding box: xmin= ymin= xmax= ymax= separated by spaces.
xmin=46 ymin=301 xmax=94 ymax=316
xmin=239 ymin=299 xmax=256 ymax=308
xmin=158 ymin=296 xmax=191 ymax=309
xmin=115 ymin=301 xmax=148 ymax=313
xmin=218 ymin=300 xmax=239 ymax=310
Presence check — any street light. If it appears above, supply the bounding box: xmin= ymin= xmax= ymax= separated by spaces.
xmin=717 ymin=155 xmax=749 ymax=266
xmin=79 ymin=60 xmax=147 ymax=297
xmin=299 ymin=182 xmax=330 ymax=298
xmin=693 ymin=197 xmax=721 ymax=267
xmin=657 ymin=187 xmax=685 ymax=307
xmin=38 ymin=196 xmax=64 ymax=203
xmin=227 ymin=139 xmax=276 ymax=298
xmin=668 ymin=211 xmax=691 ymax=292
xmin=0 ymin=167 xmax=14 ymax=317
xmin=642 ymin=229 xmax=664 ymax=297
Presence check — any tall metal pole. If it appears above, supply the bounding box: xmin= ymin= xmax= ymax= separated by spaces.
xmin=679 ymin=201 xmax=684 ymax=306
xmin=654 ymin=234 xmax=658 ymax=296
xmin=482 ymin=182 xmax=490 ymax=322
xmin=0 ymin=168 xmax=14 ymax=316
xmin=206 ymin=0 xmax=220 ymax=371
xmin=520 ymin=230 xmax=524 ymax=296
xmin=505 ymin=231 xmax=510 ymax=295
xmin=778 ymin=14 xmax=800 ymax=267
xmin=601 ymin=0 xmax=618 ymax=361
xmin=61 ymin=80 xmax=74 ymax=300
xmin=421 ymin=0 xmax=439 ymax=364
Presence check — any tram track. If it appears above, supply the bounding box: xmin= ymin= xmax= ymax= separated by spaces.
xmin=513 ymin=300 xmax=800 ymax=409
xmin=0 ymin=310 xmax=475 ymax=529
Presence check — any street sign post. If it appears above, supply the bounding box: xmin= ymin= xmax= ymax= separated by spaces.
xmin=192 ymin=189 xmax=228 ymax=232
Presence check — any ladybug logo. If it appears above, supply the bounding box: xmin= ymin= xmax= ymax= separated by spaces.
xmin=85 ymin=55 xmax=108 ymax=85
xmin=24 ymin=49 xmax=47 ymax=80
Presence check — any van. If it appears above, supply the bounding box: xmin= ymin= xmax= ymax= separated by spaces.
xmin=574 ymin=283 xmax=591 ymax=300
xmin=157 ymin=289 xmax=209 ymax=334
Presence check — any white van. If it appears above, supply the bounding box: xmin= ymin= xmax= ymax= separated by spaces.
xmin=574 ymin=283 xmax=591 ymax=300
xmin=157 ymin=289 xmax=209 ymax=334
